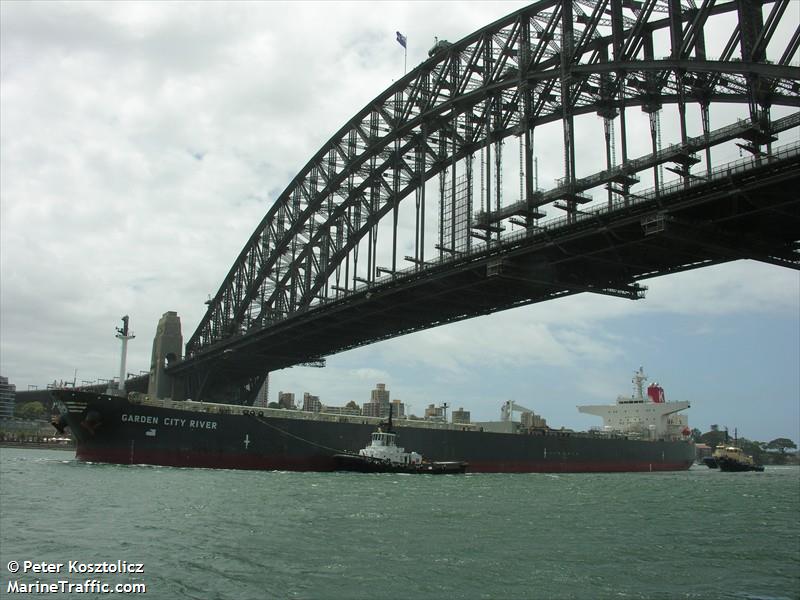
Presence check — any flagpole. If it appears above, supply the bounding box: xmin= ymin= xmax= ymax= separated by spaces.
xmin=397 ymin=31 xmax=408 ymax=77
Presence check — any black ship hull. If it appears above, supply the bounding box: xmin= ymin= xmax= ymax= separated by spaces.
xmin=52 ymin=390 xmax=695 ymax=473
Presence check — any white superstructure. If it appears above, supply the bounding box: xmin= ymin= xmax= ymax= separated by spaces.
xmin=578 ymin=368 xmax=690 ymax=440
xmin=359 ymin=430 xmax=423 ymax=465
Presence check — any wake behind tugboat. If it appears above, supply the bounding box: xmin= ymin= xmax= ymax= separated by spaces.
xmin=333 ymin=408 xmax=467 ymax=474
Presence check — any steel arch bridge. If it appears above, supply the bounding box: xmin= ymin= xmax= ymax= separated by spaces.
xmin=168 ymin=0 xmax=800 ymax=404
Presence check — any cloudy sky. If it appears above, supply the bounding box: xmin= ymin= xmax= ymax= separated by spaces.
xmin=1 ymin=1 xmax=798 ymax=444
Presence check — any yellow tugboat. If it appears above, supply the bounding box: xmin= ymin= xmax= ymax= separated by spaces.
xmin=712 ymin=431 xmax=764 ymax=472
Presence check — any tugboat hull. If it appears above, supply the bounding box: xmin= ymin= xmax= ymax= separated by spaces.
xmin=717 ymin=457 xmax=764 ymax=472
xmin=333 ymin=453 xmax=467 ymax=474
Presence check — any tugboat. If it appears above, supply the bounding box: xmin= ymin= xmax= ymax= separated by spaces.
xmin=714 ymin=445 xmax=764 ymax=472
xmin=712 ymin=430 xmax=764 ymax=472
xmin=333 ymin=409 xmax=467 ymax=474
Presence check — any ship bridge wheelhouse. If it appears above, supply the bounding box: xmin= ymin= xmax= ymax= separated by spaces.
xmin=371 ymin=432 xmax=396 ymax=447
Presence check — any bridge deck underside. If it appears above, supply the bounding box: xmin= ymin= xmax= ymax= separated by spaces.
xmin=173 ymin=154 xmax=799 ymax=401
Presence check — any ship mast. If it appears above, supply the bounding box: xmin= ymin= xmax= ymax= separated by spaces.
xmin=115 ymin=316 xmax=135 ymax=393
xmin=632 ymin=367 xmax=647 ymax=401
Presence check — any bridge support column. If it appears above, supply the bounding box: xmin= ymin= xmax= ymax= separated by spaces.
xmin=148 ymin=311 xmax=183 ymax=400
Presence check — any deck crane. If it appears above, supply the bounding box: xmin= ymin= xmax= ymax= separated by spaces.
xmin=500 ymin=400 xmax=534 ymax=422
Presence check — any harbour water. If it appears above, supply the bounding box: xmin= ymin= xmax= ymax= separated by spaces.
xmin=1 ymin=448 xmax=798 ymax=599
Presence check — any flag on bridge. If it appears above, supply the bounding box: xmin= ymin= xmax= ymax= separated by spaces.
xmin=396 ymin=31 xmax=407 ymax=49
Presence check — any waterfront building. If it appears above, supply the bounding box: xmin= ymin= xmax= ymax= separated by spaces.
xmin=361 ymin=384 xmax=405 ymax=418
xmin=390 ymin=399 xmax=405 ymax=418
xmin=278 ymin=391 xmax=296 ymax=410
xmin=370 ymin=383 xmax=389 ymax=404
xmin=303 ymin=393 xmax=322 ymax=413
xmin=0 ymin=376 xmax=15 ymax=420
xmin=425 ymin=404 xmax=445 ymax=421
xmin=452 ymin=407 xmax=471 ymax=424
xmin=363 ymin=383 xmax=391 ymax=417
xmin=362 ymin=401 xmax=382 ymax=418
xmin=521 ymin=411 xmax=547 ymax=428
xmin=254 ymin=375 xmax=270 ymax=408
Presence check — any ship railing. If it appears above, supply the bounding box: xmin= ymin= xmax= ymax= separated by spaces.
xmin=130 ymin=393 xmax=687 ymax=441
xmin=132 ymin=392 xmax=480 ymax=431
xmin=136 ymin=393 xmax=683 ymax=440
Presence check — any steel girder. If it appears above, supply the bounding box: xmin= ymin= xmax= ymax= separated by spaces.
xmin=185 ymin=0 xmax=800 ymax=361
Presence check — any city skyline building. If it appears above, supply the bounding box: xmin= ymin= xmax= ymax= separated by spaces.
xmin=370 ymin=383 xmax=389 ymax=404
xmin=254 ymin=374 xmax=270 ymax=408
xmin=363 ymin=383 xmax=390 ymax=417
xmin=303 ymin=392 xmax=322 ymax=412
xmin=362 ymin=383 xmax=405 ymax=418
xmin=0 ymin=376 xmax=15 ymax=420
xmin=425 ymin=404 xmax=445 ymax=421
xmin=278 ymin=391 xmax=295 ymax=410
xmin=452 ymin=407 xmax=471 ymax=424
xmin=390 ymin=398 xmax=405 ymax=418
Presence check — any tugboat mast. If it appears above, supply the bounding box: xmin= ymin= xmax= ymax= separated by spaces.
xmin=115 ymin=316 xmax=135 ymax=393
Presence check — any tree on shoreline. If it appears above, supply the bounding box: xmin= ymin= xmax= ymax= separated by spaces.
xmin=15 ymin=401 xmax=45 ymax=420
xmin=766 ymin=438 xmax=798 ymax=464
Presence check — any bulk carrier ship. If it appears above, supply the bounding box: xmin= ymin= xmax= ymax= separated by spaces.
xmin=50 ymin=321 xmax=694 ymax=472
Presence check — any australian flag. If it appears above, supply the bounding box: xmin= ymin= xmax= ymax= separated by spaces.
xmin=396 ymin=31 xmax=407 ymax=49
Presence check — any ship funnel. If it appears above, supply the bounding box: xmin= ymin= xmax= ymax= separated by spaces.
xmin=647 ymin=383 xmax=665 ymax=403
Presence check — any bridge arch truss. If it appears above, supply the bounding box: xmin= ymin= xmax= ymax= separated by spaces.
xmin=179 ymin=0 xmax=800 ymax=400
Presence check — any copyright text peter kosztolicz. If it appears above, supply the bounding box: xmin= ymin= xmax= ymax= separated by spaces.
xmin=5 ymin=560 xmax=147 ymax=594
